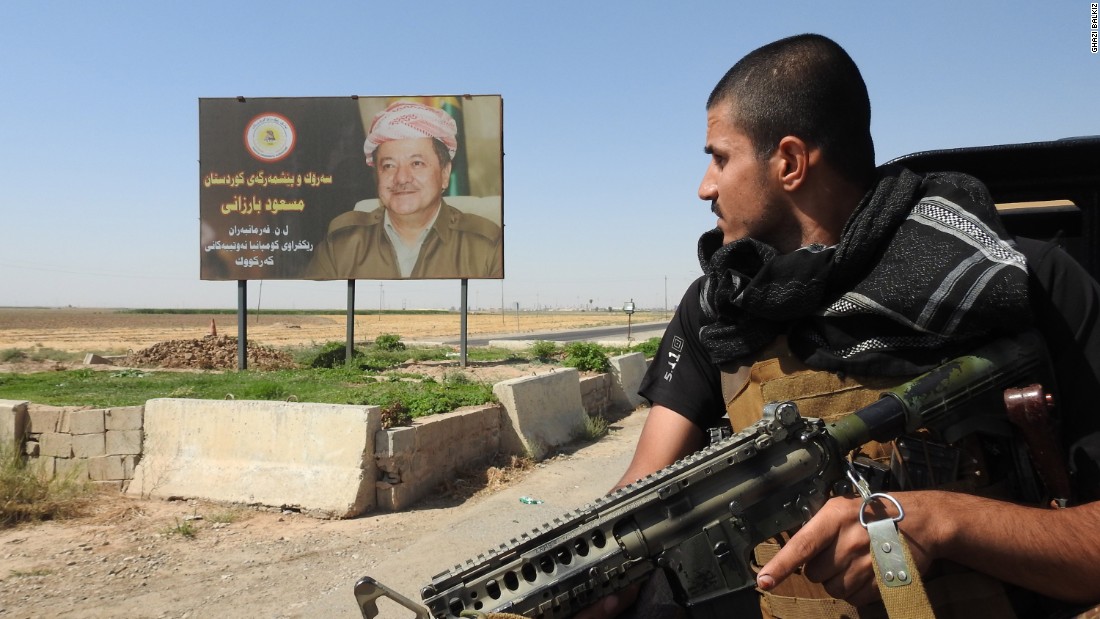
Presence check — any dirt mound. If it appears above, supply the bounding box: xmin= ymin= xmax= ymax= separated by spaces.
xmin=120 ymin=336 xmax=296 ymax=370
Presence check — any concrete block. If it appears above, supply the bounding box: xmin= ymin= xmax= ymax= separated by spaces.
xmin=24 ymin=439 xmax=39 ymax=456
xmin=127 ymin=399 xmax=380 ymax=518
xmin=55 ymin=457 xmax=87 ymax=480
xmin=375 ymin=426 xmax=416 ymax=456
xmin=375 ymin=404 xmax=501 ymax=511
xmin=493 ymin=368 xmax=586 ymax=460
xmin=610 ymin=352 xmax=648 ymax=410
xmin=69 ymin=409 xmax=105 ymax=435
xmin=105 ymin=406 xmax=144 ymax=431
xmin=39 ymin=432 xmax=73 ymax=458
xmin=83 ymin=353 xmax=111 ymax=365
xmin=106 ymin=429 xmax=142 ymax=455
xmin=580 ymin=374 xmax=612 ymax=416
xmin=33 ymin=456 xmax=56 ymax=478
xmin=88 ymin=456 xmax=126 ymax=481
xmin=0 ymin=400 xmax=28 ymax=449
xmin=72 ymin=433 xmax=106 ymax=458
xmin=26 ymin=407 xmax=61 ymax=434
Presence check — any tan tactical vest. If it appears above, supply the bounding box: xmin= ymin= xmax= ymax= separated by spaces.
xmin=720 ymin=338 xmax=1018 ymax=619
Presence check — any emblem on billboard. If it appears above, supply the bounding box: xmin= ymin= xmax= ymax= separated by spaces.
xmin=244 ymin=113 xmax=295 ymax=162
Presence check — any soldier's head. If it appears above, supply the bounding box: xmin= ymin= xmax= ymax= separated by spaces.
xmin=707 ymin=34 xmax=875 ymax=188
xmin=699 ymin=35 xmax=875 ymax=251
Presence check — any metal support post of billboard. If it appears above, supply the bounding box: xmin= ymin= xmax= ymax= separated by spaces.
xmin=460 ymin=279 xmax=469 ymax=368
xmin=346 ymin=279 xmax=355 ymax=366
xmin=237 ymin=280 xmax=247 ymax=371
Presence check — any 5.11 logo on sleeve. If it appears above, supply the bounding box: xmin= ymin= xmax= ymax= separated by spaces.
xmin=663 ymin=335 xmax=685 ymax=382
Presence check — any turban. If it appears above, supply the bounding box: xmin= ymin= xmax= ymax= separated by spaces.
xmin=364 ymin=101 xmax=458 ymax=166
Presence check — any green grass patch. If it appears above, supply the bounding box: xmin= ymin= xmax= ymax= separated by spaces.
xmin=350 ymin=380 xmax=495 ymax=418
xmin=0 ymin=367 xmax=370 ymax=407
xmin=0 ymin=339 xmax=647 ymax=414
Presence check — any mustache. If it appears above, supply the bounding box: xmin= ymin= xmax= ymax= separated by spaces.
xmin=710 ymin=201 xmax=720 ymax=217
xmin=386 ymin=181 xmax=421 ymax=192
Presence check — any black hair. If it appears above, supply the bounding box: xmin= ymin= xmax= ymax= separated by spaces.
xmin=707 ymin=34 xmax=875 ymax=186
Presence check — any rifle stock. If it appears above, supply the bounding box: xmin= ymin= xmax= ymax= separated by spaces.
xmin=354 ymin=332 xmax=1043 ymax=618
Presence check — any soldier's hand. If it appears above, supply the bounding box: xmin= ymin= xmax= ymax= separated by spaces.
xmin=756 ymin=494 xmax=935 ymax=607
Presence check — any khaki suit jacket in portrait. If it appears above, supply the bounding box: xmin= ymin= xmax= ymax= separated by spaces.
xmin=306 ymin=200 xmax=502 ymax=280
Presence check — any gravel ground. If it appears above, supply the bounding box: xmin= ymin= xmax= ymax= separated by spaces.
xmin=0 ymin=409 xmax=648 ymax=619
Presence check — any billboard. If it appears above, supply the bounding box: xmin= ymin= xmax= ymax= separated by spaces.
xmin=199 ymin=95 xmax=503 ymax=281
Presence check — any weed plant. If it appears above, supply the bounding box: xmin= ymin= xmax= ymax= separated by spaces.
xmin=1 ymin=441 xmax=92 ymax=527
xmin=582 ymin=415 xmax=610 ymax=441
xmin=163 ymin=518 xmax=197 ymax=539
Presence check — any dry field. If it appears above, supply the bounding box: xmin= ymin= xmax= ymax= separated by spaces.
xmin=0 ymin=307 xmax=666 ymax=356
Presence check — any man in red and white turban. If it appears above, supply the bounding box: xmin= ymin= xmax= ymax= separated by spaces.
xmin=307 ymin=101 xmax=501 ymax=280
xmin=364 ymin=101 xmax=458 ymax=167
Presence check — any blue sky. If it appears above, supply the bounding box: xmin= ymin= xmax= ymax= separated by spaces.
xmin=2 ymin=1 xmax=1096 ymax=311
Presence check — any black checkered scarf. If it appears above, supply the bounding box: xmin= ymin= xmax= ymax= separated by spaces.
xmin=697 ymin=166 xmax=1032 ymax=375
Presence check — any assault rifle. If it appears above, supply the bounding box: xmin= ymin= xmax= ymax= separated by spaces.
xmin=355 ymin=332 xmax=1046 ymax=619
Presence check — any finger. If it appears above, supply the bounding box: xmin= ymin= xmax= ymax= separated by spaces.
xmin=757 ymin=517 xmax=835 ymax=591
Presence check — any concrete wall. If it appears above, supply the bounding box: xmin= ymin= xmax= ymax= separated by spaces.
xmin=9 ymin=353 xmax=650 ymax=516
xmin=15 ymin=404 xmax=144 ymax=491
xmin=127 ymin=399 xmax=380 ymax=518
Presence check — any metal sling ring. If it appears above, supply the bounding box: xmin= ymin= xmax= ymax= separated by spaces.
xmin=858 ymin=492 xmax=905 ymax=529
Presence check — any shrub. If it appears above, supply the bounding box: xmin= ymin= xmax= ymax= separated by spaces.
xmin=380 ymin=401 xmax=414 ymax=429
xmin=443 ymin=370 xmax=472 ymax=385
xmin=305 ymin=341 xmax=360 ymax=369
xmin=0 ymin=349 xmax=27 ymax=362
xmin=374 ymin=333 xmax=406 ymax=352
xmin=582 ymin=414 xmax=609 ymax=441
xmin=529 ymin=341 xmax=558 ymax=362
xmin=562 ymin=342 xmax=610 ymax=373
xmin=632 ymin=337 xmax=662 ymax=358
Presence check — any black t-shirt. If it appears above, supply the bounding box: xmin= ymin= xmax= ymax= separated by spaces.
xmin=639 ymin=238 xmax=1100 ymax=447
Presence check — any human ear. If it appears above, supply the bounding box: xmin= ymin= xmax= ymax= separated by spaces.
xmin=775 ymin=136 xmax=813 ymax=191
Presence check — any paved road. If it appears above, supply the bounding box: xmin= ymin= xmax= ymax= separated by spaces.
xmin=440 ymin=320 xmax=669 ymax=347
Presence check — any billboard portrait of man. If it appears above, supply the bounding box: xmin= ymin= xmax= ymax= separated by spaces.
xmin=306 ymin=100 xmax=503 ymax=280
xmin=198 ymin=95 xmax=502 ymax=282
